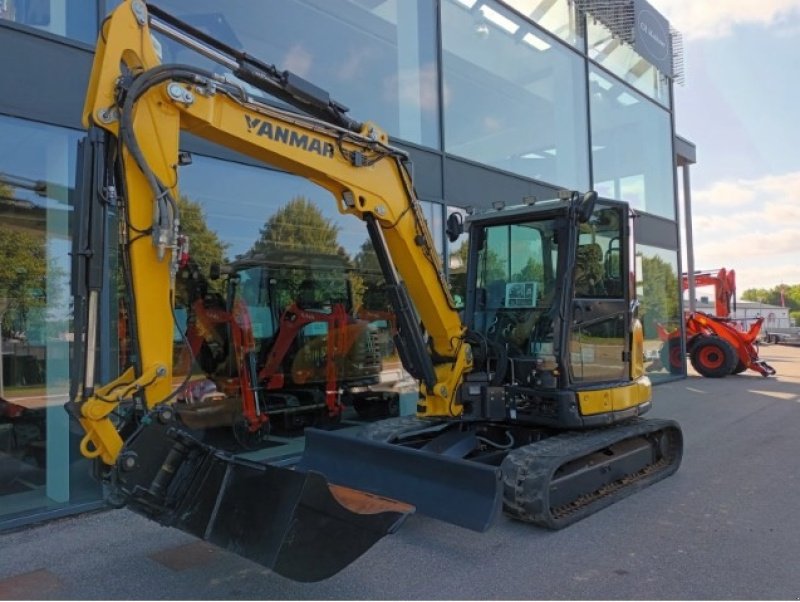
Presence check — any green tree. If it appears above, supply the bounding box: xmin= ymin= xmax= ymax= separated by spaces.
xmin=638 ymin=253 xmax=680 ymax=338
xmin=248 ymin=196 xmax=349 ymax=308
xmin=352 ymin=238 xmax=385 ymax=311
xmin=742 ymin=284 xmax=800 ymax=311
xmin=446 ymin=237 xmax=470 ymax=307
xmin=173 ymin=195 xmax=229 ymax=306
xmin=0 ymin=181 xmax=68 ymax=345
xmin=178 ymin=194 xmax=229 ymax=277
xmin=517 ymin=258 xmax=544 ymax=283
xmin=248 ymin=196 xmax=344 ymax=257
xmin=0 ymin=224 xmax=47 ymax=337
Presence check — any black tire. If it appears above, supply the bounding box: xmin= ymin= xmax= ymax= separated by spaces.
xmin=732 ymin=360 xmax=747 ymax=374
xmin=690 ymin=337 xmax=737 ymax=378
xmin=352 ymin=393 xmax=400 ymax=420
xmin=232 ymin=416 xmax=268 ymax=450
xmin=659 ymin=338 xmax=683 ymax=374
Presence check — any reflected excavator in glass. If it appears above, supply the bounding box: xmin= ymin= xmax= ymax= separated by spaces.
xmin=172 ymin=251 xmax=392 ymax=448
xmin=68 ymin=0 xmax=683 ymax=583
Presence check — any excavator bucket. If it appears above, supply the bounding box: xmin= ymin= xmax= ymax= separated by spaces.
xmin=111 ymin=408 xmax=412 ymax=582
xmin=298 ymin=426 xmax=504 ymax=532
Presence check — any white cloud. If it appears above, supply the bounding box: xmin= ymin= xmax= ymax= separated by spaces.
xmin=686 ymin=171 xmax=800 ymax=290
xmin=693 ymin=181 xmax=755 ymax=208
xmin=693 ymin=172 xmax=800 ymax=218
xmin=695 ymin=229 xmax=800 ymax=260
xmin=764 ymin=200 xmax=800 ymax=224
xmin=650 ymin=0 xmax=800 ymax=39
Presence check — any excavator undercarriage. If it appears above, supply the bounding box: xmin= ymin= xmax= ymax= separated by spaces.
xmin=69 ymin=0 xmax=684 ymax=584
xmin=300 ymin=413 xmax=682 ymax=533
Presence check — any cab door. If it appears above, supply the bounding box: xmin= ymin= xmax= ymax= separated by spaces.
xmin=569 ymin=203 xmax=630 ymax=386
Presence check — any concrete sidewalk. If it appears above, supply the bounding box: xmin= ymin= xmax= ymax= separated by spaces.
xmin=0 ymin=345 xmax=798 ymax=600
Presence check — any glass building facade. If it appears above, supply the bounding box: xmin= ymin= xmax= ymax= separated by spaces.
xmin=0 ymin=0 xmax=686 ymax=528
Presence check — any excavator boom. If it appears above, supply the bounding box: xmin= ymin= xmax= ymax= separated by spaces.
xmin=70 ymin=0 xmax=683 ymax=582
xmin=70 ymin=0 xmax=481 ymax=580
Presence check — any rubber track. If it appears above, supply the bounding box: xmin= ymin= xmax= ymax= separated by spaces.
xmin=501 ymin=417 xmax=683 ymax=529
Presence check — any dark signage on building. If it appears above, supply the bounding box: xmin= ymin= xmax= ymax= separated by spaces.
xmin=633 ymin=0 xmax=673 ymax=77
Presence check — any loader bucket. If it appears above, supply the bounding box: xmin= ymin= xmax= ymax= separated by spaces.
xmin=111 ymin=409 xmax=412 ymax=582
xmin=298 ymin=426 xmax=504 ymax=532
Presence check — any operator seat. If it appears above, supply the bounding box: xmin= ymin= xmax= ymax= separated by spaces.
xmin=575 ymin=243 xmax=604 ymax=297
xmin=297 ymin=278 xmax=318 ymax=309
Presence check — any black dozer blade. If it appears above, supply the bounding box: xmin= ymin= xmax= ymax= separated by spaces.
xmin=110 ymin=408 xmax=412 ymax=582
xmin=298 ymin=425 xmax=504 ymax=532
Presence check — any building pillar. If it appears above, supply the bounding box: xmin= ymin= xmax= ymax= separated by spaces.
xmin=682 ymin=162 xmax=696 ymax=313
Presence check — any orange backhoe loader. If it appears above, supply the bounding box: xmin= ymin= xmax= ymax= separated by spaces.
xmin=658 ymin=268 xmax=775 ymax=377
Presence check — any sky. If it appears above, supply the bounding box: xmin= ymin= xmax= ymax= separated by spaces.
xmin=648 ymin=0 xmax=800 ymax=294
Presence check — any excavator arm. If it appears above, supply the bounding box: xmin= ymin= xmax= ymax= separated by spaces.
xmin=70 ymin=0 xmax=683 ymax=580
xmin=68 ymin=0 xmax=478 ymax=581
xmin=75 ymin=0 xmax=470 ymax=466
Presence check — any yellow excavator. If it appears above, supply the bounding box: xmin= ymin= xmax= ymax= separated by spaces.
xmin=68 ymin=0 xmax=683 ymax=583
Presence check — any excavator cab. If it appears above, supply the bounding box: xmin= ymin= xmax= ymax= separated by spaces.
xmin=447 ymin=196 xmax=644 ymax=424
xmin=302 ymin=194 xmax=682 ymax=531
xmin=69 ymin=0 xmax=682 ymax=584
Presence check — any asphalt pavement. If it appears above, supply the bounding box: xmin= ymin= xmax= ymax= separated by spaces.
xmin=0 ymin=344 xmax=798 ymax=600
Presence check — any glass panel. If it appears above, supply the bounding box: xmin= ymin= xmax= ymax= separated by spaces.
xmin=501 ymin=0 xmax=582 ymax=47
xmin=473 ymin=218 xmax=558 ymax=354
xmin=635 ymin=244 xmax=682 ymax=381
xmin=587 ymin=18 xmax=670 ymax=106
xmin=0 ymin=115 xmax=101 ymax=524
xmin=575 ymin=205 xmax=624 ymax=299
xmin=0 ymin=0 xmax=96 ymax=44
xmin=419 ymin=200 xmax=443 ymax=263
xmin=570 ymin=311 xmax=626 ymax=382
xmin=589 ymin=66 xmax=675 ymax=219
xmin=163 ymin=152 xmax=417 ymax=446
xmin=441 ymin=0 xmax=589 ymax=189
xmin=127 ymin=0 xmax=439 ymax=148
xmin=446 ymin=206 xmax=468 ymax=308
xmin=570 ymin=204 xmax=626 ymax=382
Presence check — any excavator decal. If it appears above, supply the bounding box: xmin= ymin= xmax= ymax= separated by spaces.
xmin=244 ymin=115 xmax=335 ymax=157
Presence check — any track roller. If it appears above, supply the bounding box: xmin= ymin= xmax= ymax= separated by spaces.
xmin=502 ymin=418 xmax=682 ymax=529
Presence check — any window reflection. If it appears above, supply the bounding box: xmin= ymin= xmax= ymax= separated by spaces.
xmin=589 ymin=67 xmax=675 ymax=219
xmin=0 ymin=115 xmax=100 ymax=522
xmin=570 ymin=204 xmax=627 ymax=382
xmin=501 ymin=0 xmax=583 ymax=47
xmin=419 ymin=200 xmax=444 ymax=263
xmin=159 ymin=153 xmax=417 ymax=441
xmin=635 ymin=244 xmax=682 ymax=380
xmin=441 ymin=0 xmax=589 ymax=189
xmin=446 ymin=206 xmax=468 ymax=308
xmin=587 ymin=18 xmax=670 ymax=106
xmin=570 ymin=312 xmax=627 ymax=382
xmin=141 ymin=0 xmax=439 ymax=148
xmin=0 ymin=0 xmax=96 ymax=44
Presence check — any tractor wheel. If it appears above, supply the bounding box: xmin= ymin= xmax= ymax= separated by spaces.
xmin=690 ymin=337 xmax=737 ymax=378
xmin=731 ymin=360 xmax=747 ymax=375
xmin=659 ymin=338 xmax=683 ymax=374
